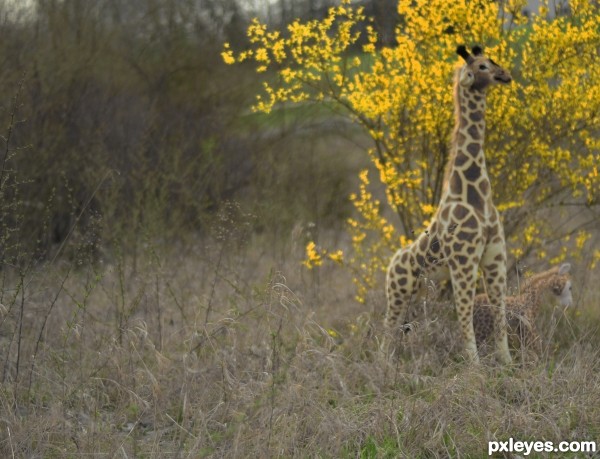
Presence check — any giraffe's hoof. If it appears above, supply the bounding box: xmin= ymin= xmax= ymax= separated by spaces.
xmin=498 ymin=353 xmax=512 ymax=365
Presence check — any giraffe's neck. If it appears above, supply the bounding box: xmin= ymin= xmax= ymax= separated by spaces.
xmin=441 ymin=79 xmax=492 ymax=213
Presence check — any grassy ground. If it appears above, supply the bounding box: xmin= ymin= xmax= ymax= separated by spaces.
xmin=0 ymin=232 xmax=599 ymax=458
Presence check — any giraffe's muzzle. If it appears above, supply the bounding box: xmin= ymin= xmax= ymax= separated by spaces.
xmin=494 ymin=74 xmax=512 ymax=84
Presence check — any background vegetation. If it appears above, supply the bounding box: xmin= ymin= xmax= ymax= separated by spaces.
xmin=0 ymin=0 xmax=598 ymax=457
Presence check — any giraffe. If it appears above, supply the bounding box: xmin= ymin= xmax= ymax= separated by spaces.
xmin=474 ymin=263 xmax=573 ymax=354
xmin=385 ymin=45 xmax=512 ymax=364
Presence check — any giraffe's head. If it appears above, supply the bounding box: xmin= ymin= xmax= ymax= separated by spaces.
xmin=456 ymin=45 xmax=512 ymax=91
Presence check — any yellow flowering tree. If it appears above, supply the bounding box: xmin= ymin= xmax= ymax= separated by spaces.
xmin=224 ymin=0 xmax=600 ymax=301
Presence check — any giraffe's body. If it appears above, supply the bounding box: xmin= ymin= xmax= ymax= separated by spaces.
xmin=474 ymin=263 xmax=573 ymax=353
xmin=385 ymin=46 xmax=512 ymax=364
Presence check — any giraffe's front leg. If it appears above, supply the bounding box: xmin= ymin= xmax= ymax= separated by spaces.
xmin=449 ymin=262 xmax=480 ymax=364
xmin=481 ymin=241 xmax=512 ymax=365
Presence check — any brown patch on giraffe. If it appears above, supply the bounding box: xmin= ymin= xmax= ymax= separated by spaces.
xmin=468 ymin=101 xmax=477 ymax=110
xmin=467 ymin=124 xmax=480 ymax=140
xmin=457 ymin=230 xmax=476 ymax=242
xmin=494 ymin=253 xmax=503 ymax=261
xmin=453 ymin=242 xmax=465 ymax=252
xmin=430 ymin=236 xmax=441 ymax=253
xmin=400 ymin=252 xmax=409 ymax=264
xmin=456 ymin=255 xmax=469 ymax=265
xmin=466 ymin=142 xmax=480 ymax=156
xmin=456 ymin=132 xmax=466 ymax=145
xmin=486 ymin=274 xmax=497 ymax=284
xmin=454 ymin=152 xmax=470 ymax=167
xmin=479 ymin=180 xmax=489 ymax=195
xmin=427 ymin=255 xmax=439 ymax=265
xmin=450 ymin=172 xmax=462 ymax=195
xmin=416 ymin=254 xmax=426 ymax=267
xmin=419 ymin=236 xmax=428 ymax=252
xmin=395 ymin=265 xmax=407 ymax=275
xmin=489 ymin=212 xmax=498 ymax=223
xmin=398 ymin=277 xmax=407 ymax=286
xmin=453 ymin=205 xmax=469 ymax=220
xmin=467 ymin=184 xmax=484 ymax=210
xmin=463 ymin=215 xmax=478 ymax=229
xmin=390 ymin=281 xmax=397 ymax=289
xmin=470 ymin=111 xmax=483 ymax=122
xmin=464 ymin=162 xmax=481 ymax=181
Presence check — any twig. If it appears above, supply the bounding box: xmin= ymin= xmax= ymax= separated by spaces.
xmin=6 ymin=426 xmax=15 ymax=459
xmin=204 ymin=242 xmax=225 ymax=325
xmin=266 ymin=314 xmax=284 ymax=458
xmin=0 ymin=76 xmax=25 ymax=189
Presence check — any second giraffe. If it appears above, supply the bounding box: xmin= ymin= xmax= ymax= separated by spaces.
xmin=385 ymin=45 xmax=512 ymax=364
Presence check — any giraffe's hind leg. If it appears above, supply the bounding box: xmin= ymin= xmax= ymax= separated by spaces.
xmin=481 ymin=242 xmax=512 ymax=364
xmin=384 ymin=249 xmax=420 ymax=353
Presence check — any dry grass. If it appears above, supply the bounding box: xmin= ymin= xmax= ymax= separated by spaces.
xmin=1 ymin=236 xmax=600 ymax=458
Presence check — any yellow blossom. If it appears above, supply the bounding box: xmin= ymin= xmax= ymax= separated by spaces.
xmin=328 ymin=250 xmax=344 ymax=264
xmin=303 ymin=241 xmax=323 ymax=268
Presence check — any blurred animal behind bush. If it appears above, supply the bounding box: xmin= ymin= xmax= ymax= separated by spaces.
xmin=473 ymin=263 xmax=573 ymax=355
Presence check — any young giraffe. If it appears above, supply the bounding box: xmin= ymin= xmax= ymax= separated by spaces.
xmin=385 ymin=45 xmax=512 ymax=364
xmin=474 ymin=263 xmax=573 ymax=353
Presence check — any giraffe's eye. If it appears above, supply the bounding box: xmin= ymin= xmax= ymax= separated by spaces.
xmin=479 ymin=64 xmax=487 ymax=70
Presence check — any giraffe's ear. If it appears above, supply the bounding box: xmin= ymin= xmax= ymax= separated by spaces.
xmin=456 ymin=45 xmax=473 ymax=63
xmin=472 ymin=45 xmax=484 ymax=56
xmin=459 ymin=66 xmax=474 ymax=87
xmin=558 ymin=263 xmax=571 ymax=275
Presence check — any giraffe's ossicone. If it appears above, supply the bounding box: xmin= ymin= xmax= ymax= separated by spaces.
xmin=385 ymin=45 xmax=512 ymax=364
